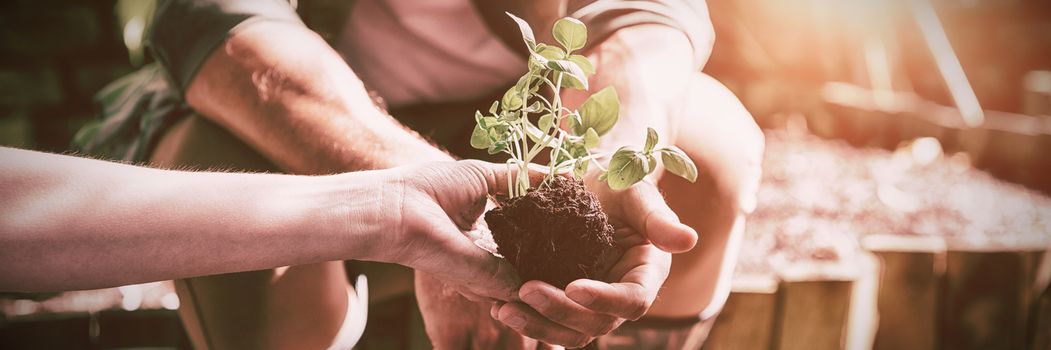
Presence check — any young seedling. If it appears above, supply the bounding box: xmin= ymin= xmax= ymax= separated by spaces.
xmin=477 ymin=13 xmax=699 ymax=289
xmin=471 ymin=13 xmax=698 ymax=197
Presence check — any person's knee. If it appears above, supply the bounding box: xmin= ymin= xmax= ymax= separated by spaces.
xmin=676 ymin=74 xmax=764 ymax=216
xmin=727 ymin=109 xmax=764 ymax=215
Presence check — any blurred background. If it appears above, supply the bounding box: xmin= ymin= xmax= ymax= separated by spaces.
xmin=0 ymin=0 xmax=1049 ymax=349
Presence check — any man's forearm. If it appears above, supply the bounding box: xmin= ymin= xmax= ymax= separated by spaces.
xmin=0 ymin=148 xmax=381 ymax=292
xmin=563 ymin=24 xmax=696 ymax=153
xmin=185 ymin=21 xmax=452 ymax=175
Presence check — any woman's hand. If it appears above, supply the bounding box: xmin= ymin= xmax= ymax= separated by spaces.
xmin=367 ymin=160 xmax=543 ymax=303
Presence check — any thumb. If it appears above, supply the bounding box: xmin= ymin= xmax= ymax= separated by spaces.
xmin=462 ymin=160 xmax=550 ymax=198
xmin=621 ymin=182 xmax=698 ymax=253
xmin=435 ymin=160 xmax=549 ymax=230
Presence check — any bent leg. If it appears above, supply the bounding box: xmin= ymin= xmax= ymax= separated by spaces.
xmin=647 ymin=73 xmax=764 ymax=318
xmin=151 ymin=116 xmax=356 ymax=350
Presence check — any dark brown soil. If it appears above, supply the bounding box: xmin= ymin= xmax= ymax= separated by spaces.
xmin=485 ymin=176 xmax=620 ymax=289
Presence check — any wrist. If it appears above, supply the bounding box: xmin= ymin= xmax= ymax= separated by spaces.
xmin=288 ymin=171 xmax=392 ymax=262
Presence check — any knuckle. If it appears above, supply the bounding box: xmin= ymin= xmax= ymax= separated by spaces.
xmin=592 ymin=317 xmax=618 ymax=336
xmin=521 ymin=325 xmax=552 ymax=343
xmin=543 ymin=304 xmax=572 ymax=323
xmin=625 ymin=287 xmax=651 ymax=320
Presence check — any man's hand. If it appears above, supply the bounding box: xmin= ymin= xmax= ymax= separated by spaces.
xmin=490 ymin=171 xmax=697 ymax=347
xmin=417 ymin=272 xmax=556 ymax=350
xmin=486 ymin=23 xmax=703 ymax=347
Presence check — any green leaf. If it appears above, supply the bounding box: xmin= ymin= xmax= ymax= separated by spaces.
xmin=553 ymin=17 xmax=587 ymax=52
xmin=644 ymin=127 xmax=658 ymax=153
xmin=659 ymin=146 xmax=698 ymax=182
xmin=489 ymin=123 xmax=510 ymax=136
xmin=506 ymin=12 xmax=536 ymax=49
xmin=583 ymin=127 xmax=600 ymax=149
xmin=646 ymin=153 xmax=657 ymax=172
xmin=566 ymin=112 xmax=582 ymax=134
xmin=546 ymin=60 xmax=589 ymax=90
xmin=568 ymin=55 xmax=595 ymax=76
xmin=605 ymin=148 xmax=649 ymax=190
xmin=567 ymin=139 xmax=589 ymax=158
xmin=489 ymin=101 xmax=499 ymax=114
xmin=471 ymin=125 xmax=492 ymax=149
xmin=487 ymin=142 xmax=508 ymax=155
xmin=536 ymin=44 xmax=566 ymax=61
xmin=525 ymin=101 xmax=543 ymax=113
xmin=598 ymin=172 xmax=609 ymax=182
xmin=575 ymin=86 xmax=619 ymax=136
xmin=499 ymin=110 xmax=519 ymax=122
xmin=501 ymin=87 xmax=523 ymax=111
xmin=515 ymin=72 xmax=534 ymax=92
xmin=573 ymin=158 xmax=590 ymax=178
xmin=538 ymin=113 xmax=555 ymax=132
xmin=481 ymin=116 xmax=498 ymax=128
xmin=560 ymin=76 xmax=585 ymax=90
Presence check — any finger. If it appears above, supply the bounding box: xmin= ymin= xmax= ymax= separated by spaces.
xmin=458 ymin=289 xmax=492 ymax=303
xmin=613 ymin=227 xmax=648 ymax=247
xmin=463 ymin=159 xmax=550 ymax=197
xmin=539 ymin=343 xmax=566 ymax=350
xmin=496 ymin=302 xmax=593 ymax=348
xmin=415 ymin=273 xmax=473 ymax=350
xmin=418 ymin=221 xmax=521 ymax=301
xmin=491 ymin=302 xmax=503 ymax=320
xmin=565 ymin=245 xmax=670 ymax=320
xmin=620 ymin=182 xmax=697 ymax=252
xmin=519 ymin=280 xmax=622 ymax=337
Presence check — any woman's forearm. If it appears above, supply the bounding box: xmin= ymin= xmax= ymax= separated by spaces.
xmin=0 ymin=147 xmax=382 ymax=292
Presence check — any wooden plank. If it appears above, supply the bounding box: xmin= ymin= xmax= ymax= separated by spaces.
xmin=774 ymin=263 xmax=856 ymax=350
xmin=862 ymin=235 xmax=946 ymax=350
xmin=846 ymin=252 xmax=881 ymax=350
xmin=1031 ymin=288 xmax=1051 ymax=350
xmin=1027 ymin=251 xmax=1051 ymax=350
xmin=702 ymin=274 xmax=780 ymax=350
xmin=942 ymin=248 xmax=1045 ymax=350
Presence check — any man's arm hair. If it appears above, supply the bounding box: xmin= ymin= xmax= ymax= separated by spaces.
xmin=152 ymin=0 xmax=452 ymax=175
xmin=184 ymin=21 xmax=452 ymax=175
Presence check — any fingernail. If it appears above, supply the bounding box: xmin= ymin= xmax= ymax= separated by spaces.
xmin=490 ymin=303 xmax=500 ymax=319
xmin=521 ymin=291 xmax=549 ymax=310
xmin=505 ymin=315 xmax=526 ymax=329
xmin=568 ymin=289 xmax=595 ymax=306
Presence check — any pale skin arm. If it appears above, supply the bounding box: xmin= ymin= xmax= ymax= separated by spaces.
xmin=0 ymin=147 xmax=369 ymax=292
xmin=0 ymin=147 xmax=522 ymax=297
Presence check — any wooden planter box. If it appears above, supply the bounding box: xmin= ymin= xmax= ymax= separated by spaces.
xmin=702 ymin=274 xmax=780 ymax=350
xmin=942 ymin=246 xmax=1046 ymax=350
xmin=863 ymin=234 xmax=1050 ymax=350
xmin=704 ymin=255 xmax=880 ymax=350
xmin=774 ymin=266 xmax=855 ymax=350
xmin=863 ymin=235 xmax=946 ymax=350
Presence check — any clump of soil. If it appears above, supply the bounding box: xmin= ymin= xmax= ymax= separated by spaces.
xmin=485 ymin=176 xmax=620 ymax=289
